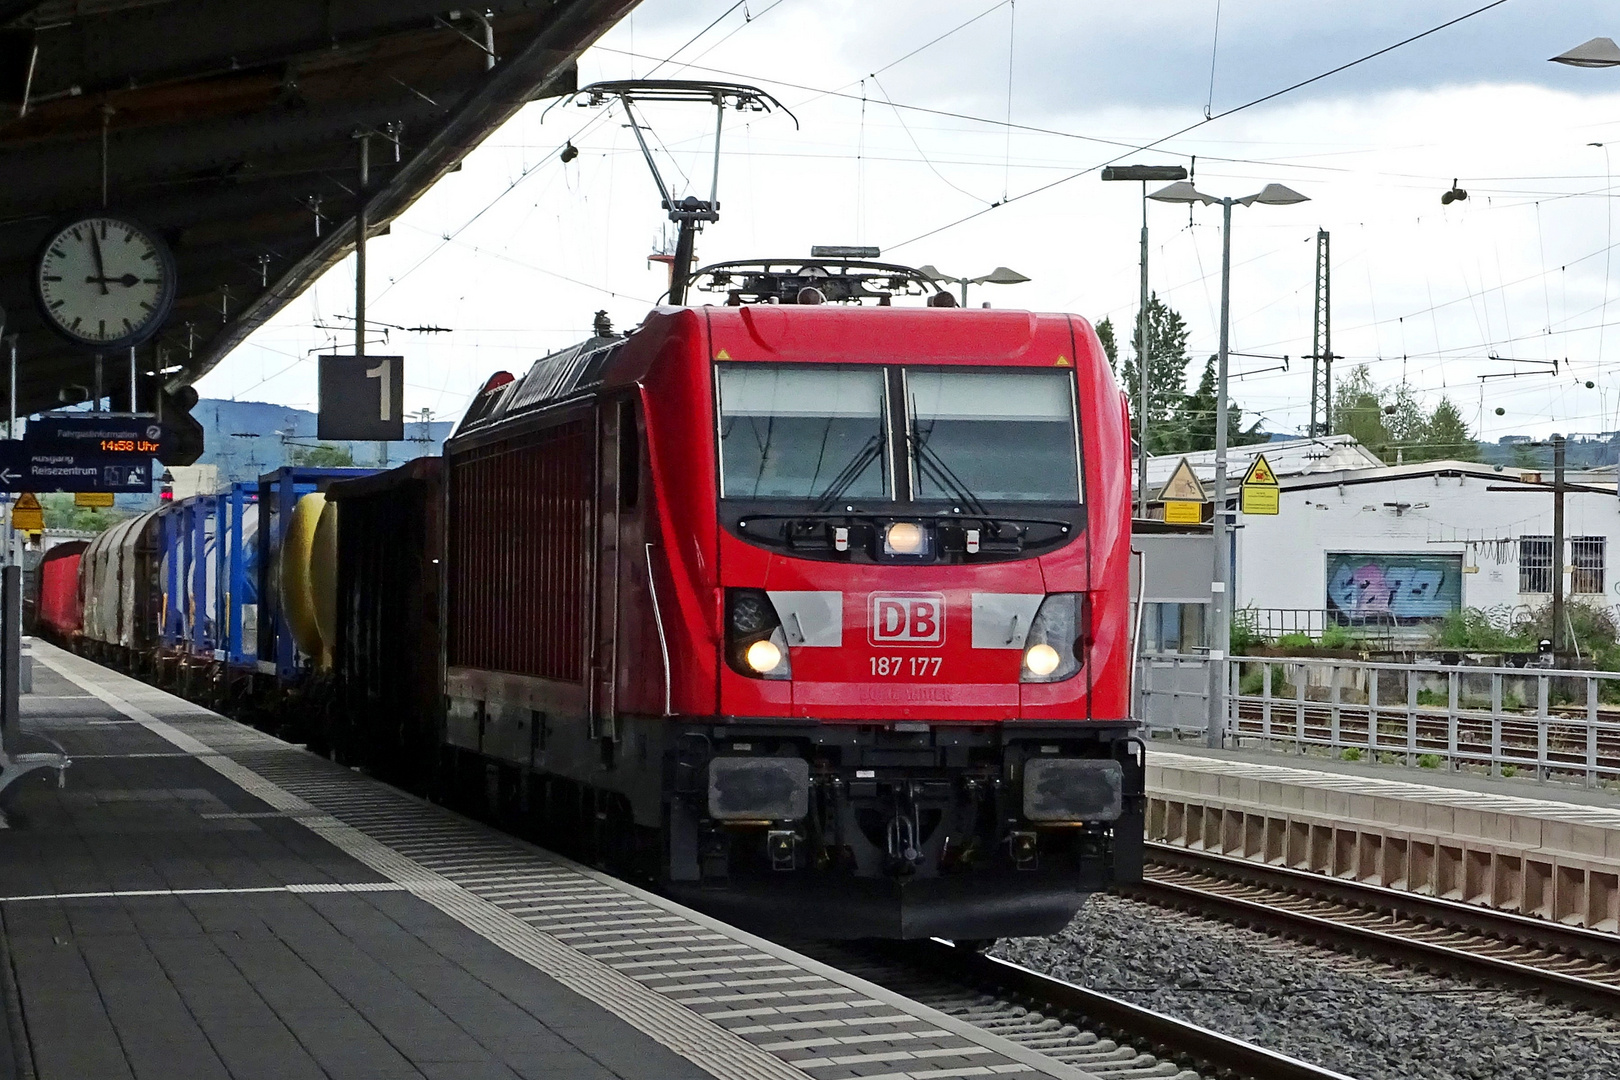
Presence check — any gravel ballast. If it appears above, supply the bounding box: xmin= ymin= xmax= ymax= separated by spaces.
xmin=994 ymin=893 xmax=1620 ymax=1080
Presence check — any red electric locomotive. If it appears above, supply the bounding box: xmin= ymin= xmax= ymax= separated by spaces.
xmin=443 ymin=260 xmax=1141 ymax=939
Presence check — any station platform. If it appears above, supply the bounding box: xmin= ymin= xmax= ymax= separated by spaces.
xmin=1145 ymin=739 xmax=1620 ymax=930
xmin=1 ymin=641 xmax=1096 ymax=1080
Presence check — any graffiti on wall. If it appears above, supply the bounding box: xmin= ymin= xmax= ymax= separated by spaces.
xmin=1325 ymin=553 xmax=1463 ymax=622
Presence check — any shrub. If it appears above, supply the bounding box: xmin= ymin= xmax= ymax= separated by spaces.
xmin=1230 ymin=609 xmax=1266 ymax=653
xmin=1432 ymin=608 xmax=1529 ymax=651
xmin=1277 ymin=632 xmax=1314 ymax=649
xmin=1319 ymin=624 xmax=1364 ymax=650
xmin=1415 ymin=688 xmax=1447 ymax=707
xmin=1501 ymin=764 xmax=1519 ymax=778
xmin=1417 ymin=753 xmax=1442 ymax=769
xmin=1340 ymin=747 xmax=1363 ymax=761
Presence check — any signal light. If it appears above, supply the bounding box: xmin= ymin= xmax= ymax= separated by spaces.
xmin=560 ymin=141 xmax=579 ymax=163
xmin=1440 ymin=179 xmax=1468 ymax=205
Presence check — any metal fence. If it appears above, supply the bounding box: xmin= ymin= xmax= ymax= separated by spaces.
xmin=1137 ymin=651 xmax=1213 ymax=738
xmin=1238 ymin=607 xmax=1419 ymax=650
xmin=1226 ymin=654 xmax=1620 ymax=787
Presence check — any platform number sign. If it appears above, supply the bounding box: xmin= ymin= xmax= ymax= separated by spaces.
xmin=317 ymin=355 xmax=405 ymax=441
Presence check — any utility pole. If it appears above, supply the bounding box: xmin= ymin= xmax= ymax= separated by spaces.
xmin=1552 ymin=433 xmax=1566 ymax=655
xmin=1101 ymin=163 xmax=1186 ymax=516
xmin=1308 ymin=230 xmax=1335 ymax=436
xmin=355 ymin=132 xmax=369 ymax=359
xmin=1210 ymin=196 xmax=1234 ymax=749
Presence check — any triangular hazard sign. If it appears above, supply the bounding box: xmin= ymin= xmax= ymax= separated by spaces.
xmin=1158 ymin=458 xmax=1207 ymax=502
xmin=14 ymin=492 xmax=40 ymax=512
xmin=1241 ymin=454 xmax=1279 ymax=487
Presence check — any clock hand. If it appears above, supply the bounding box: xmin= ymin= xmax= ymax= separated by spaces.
xmin=89 ymin=228 xmax=109 ymax=295
xmin=84 ymin=273 xmax=141 ymax=287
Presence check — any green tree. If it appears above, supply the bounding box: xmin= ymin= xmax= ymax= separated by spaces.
xmin=1332 ymin=365 xmax=1390 ymax=455
xmin=1171 ymin=356 xmax=1269 ymax=452
xmin=1382 ymin=381 xmax=1429 ymax=454
xmin=1331 ymin=366 xmax=1480 ymax=463
xmin=1095 ymin=316 xmax=1119 ymax=375
xmin=1118 ymin=294 xmax=1192 ymax=456
xmin=41 ymin=493 xmax=127 ymax=533
xmin=1421 ymin=398 xmax=1477 ymax=461
xmin=290 ymin=443 xmax=355 ymax=467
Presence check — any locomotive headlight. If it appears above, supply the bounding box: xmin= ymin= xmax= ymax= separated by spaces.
xmin=746 ymin=638 xmax=783 ymax=673
xmin=1020 ymin=593 xmax=1088 ymax=683
xmin=726 ymin=588 xmax=792 ymax=680
xmin=885 ymin=522 xmax=926 ymax=555
xmin=1023 ymin=643 xmax=1061 ymax=677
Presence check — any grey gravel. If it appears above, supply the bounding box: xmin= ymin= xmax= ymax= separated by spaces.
xmin=995 ymin=893 xmax=1620 ymax=1080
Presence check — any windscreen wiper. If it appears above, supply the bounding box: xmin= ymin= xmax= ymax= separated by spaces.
xmin=908 ymin=428 xmax=991 ymax=519
xmin=812 ymin=435 xmax=883 ymax=510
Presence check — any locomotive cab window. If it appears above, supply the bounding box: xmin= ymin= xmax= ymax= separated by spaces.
xmin=717 ymin=364 xmax=890 ymax=500
xmin=905 ymin=369 xmax=1081 ymax=503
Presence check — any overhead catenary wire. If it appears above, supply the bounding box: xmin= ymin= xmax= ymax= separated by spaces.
xmin=881 ymin=0 xmax=1514 ymax=251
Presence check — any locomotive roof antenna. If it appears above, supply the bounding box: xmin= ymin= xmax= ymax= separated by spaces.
xmin=558 ymin=80 xmax=797 ymax=305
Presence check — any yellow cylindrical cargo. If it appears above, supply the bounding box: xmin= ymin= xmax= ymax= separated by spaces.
xmin=279 ymin=492 xmax=328 ymax=669
xmin=310 ymin=498 xmax=339 ymax=670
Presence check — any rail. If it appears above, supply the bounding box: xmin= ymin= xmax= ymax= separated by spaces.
xmin=802 ymin=937 xmax=1356 ymax=1080
xmin=1228 ymin=653 xmax=1620 ymax=785
xmin=1139 ymin=842 xmax=1620 ymax=1015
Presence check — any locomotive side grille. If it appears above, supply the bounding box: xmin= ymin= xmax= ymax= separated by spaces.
xmin=448 ymin=418 xmax=594 ymax=681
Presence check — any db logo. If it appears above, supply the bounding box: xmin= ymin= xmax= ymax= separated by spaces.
xmin=869 ymin=593 xmax=945 ymax=647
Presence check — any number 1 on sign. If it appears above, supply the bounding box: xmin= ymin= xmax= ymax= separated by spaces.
xmin=366 ymin=360 xmax=392 ymax=422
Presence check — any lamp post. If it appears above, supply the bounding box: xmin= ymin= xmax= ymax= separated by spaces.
xmin=1146 ymin=180 xmax=1309 ymax=747
xmin=1550 ymin=37 xmax=1620 ymax=67
xmin=1102 ymin=164 xmax=1188 ymax=518
xmin=915 ymin=265 xmax=1030 ymax=308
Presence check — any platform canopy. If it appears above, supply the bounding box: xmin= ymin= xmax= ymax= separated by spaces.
xmin=0 ymin=0 xmax=635 ymax=447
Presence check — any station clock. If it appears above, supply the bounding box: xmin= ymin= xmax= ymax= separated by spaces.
xmin=34 ymin=214 xmax=177 ymax=349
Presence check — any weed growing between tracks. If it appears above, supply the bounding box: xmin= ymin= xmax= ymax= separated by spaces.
xmin=995 ymin=893 xmax=1620 ymax=1080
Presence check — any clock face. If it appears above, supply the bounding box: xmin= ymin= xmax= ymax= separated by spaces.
xmin=34 ymin=215 xmax=177 ymax=349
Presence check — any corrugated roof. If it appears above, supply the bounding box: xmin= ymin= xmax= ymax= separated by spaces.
xmin=1144 ymin=435 xmax=1383 ymax=494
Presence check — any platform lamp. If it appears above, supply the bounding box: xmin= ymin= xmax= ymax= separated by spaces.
xmin=1101 ymin=163 xmax=1188 ymax=517
xmin=915 ymin=265 xmax=1030 ymax=308
xmin=1550 ymin=37 xmax=1620 ymax=67
xmin=1147 ymin=179 xmax=1310 ymax=748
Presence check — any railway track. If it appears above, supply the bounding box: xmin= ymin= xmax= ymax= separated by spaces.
xmin=793 ymin=937 xmax=1356 ymax=1080
xmin=1138 ymin=842 xmax=1620 ymax=1013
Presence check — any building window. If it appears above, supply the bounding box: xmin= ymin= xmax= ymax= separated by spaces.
xmin=1141 ymin=602 xmax=1208 ymax=654
xmin=1573 ymin=536 xmax=1606 ymax=595
xmin=1519 ymin=536 xmax=1553 ymax=594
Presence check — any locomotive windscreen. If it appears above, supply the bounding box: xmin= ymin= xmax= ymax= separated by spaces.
xmin=717 ymin=364 xmax=889 ymax=500
xmin=716 ymin=362 xmax=1082 ymax=504
xmin=906 ymin=369 xmax=1081 ymax=503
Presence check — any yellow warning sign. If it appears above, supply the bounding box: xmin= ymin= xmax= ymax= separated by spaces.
xmin=1240 ymin=486 xmax=1280 ymax=515
xmin=1055 ymin=355 xmax=1071 ymax=367
xmin=715 ymin=348 xmax=732 ymax=360
xmin=12 ymin=492 xmax=43 ymax=533
xmin=1241 ymin=454 xmax=1279 ymax=488
xmin=1164 ymin=500 xmax=1204 ymax=524
xmin=1158 ymin=457 xmax=1208 ymax=524
xmin=75 ymin=491 xmax=115 ymax=508
xmin=1239 ymin=454 xmax=1280 ymax=515
xmin=1159 ymin=458 xmax=1207 ymax=502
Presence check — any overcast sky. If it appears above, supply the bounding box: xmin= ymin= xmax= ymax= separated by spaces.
xmin=195 ymin=0 xmax=1620 ymax=444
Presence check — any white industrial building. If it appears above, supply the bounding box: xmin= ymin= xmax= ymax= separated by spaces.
xmin=1233 ymin=459 xmax=1619 ymax=625
xmin=1143 ymin=437 xmax=1620 ymax=645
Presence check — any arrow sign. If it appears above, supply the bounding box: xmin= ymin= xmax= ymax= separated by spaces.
xmin=0 ymin=439 xmax=152 ymax=494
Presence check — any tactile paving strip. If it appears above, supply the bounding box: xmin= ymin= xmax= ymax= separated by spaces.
xmin=35 ymin=644 xmax=1093 ymax=1080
